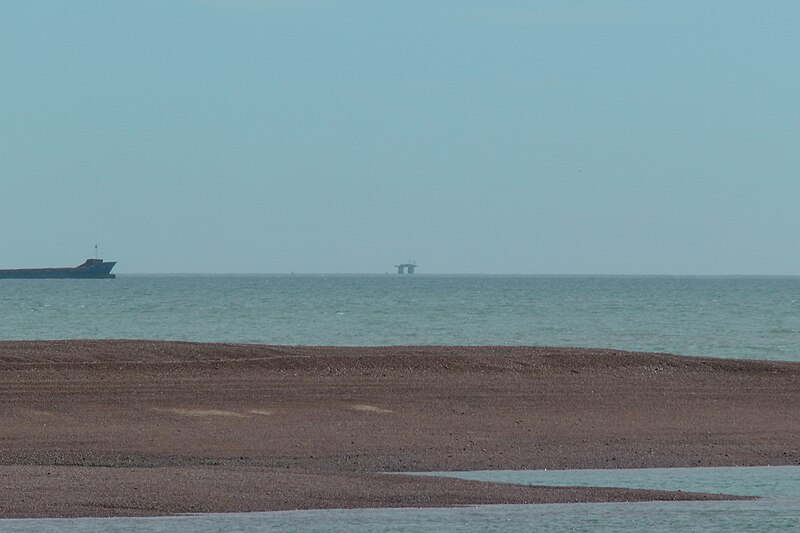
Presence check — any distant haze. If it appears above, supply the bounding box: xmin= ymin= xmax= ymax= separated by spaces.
xmin=2 ymin=1 xmax=798 ymax=274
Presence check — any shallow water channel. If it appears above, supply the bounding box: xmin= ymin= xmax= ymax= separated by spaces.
xmin=2 ymin=466 xmax=798 ymax=532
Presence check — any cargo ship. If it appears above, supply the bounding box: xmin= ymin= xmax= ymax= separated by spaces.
xmin=0 ymin=258 xmax=117 ymax=279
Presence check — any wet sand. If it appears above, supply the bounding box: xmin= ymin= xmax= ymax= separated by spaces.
xmin=2 ymin=340 xmax=798 ymax=517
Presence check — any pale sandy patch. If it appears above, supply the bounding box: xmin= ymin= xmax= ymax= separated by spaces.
xmin=350 ymin=404 xmax=393 ymax=414
xmin=19 ymin=408 xmax=54 ymax=417
xmin=249 ymin=409 xmax=271 ymax=416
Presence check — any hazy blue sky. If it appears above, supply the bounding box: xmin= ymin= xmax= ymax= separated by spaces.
xmin=2 ymin=1 xmax=798 ymax=274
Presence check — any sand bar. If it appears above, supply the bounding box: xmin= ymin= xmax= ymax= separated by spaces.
xmin=2 ymin=341 xmax=797 ymax=517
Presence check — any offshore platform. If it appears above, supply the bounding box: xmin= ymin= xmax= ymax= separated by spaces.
xmin=394 ymin=261 xmax=417 ymax=274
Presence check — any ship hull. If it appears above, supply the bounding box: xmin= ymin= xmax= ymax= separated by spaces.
xmin=0 ymin=260 xmax=117 ymax=279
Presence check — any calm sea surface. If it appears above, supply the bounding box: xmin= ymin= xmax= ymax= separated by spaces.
xmin=2 ymin=275 xmax=799 ymax=530
xmin=1 ymin=274 xmax=799 ymax=360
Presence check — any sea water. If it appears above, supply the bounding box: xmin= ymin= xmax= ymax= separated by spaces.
xmin=2 ymin=275 xmax=799 ymax=531
xmin=1 ymin=274 xmax=800 ymax=360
